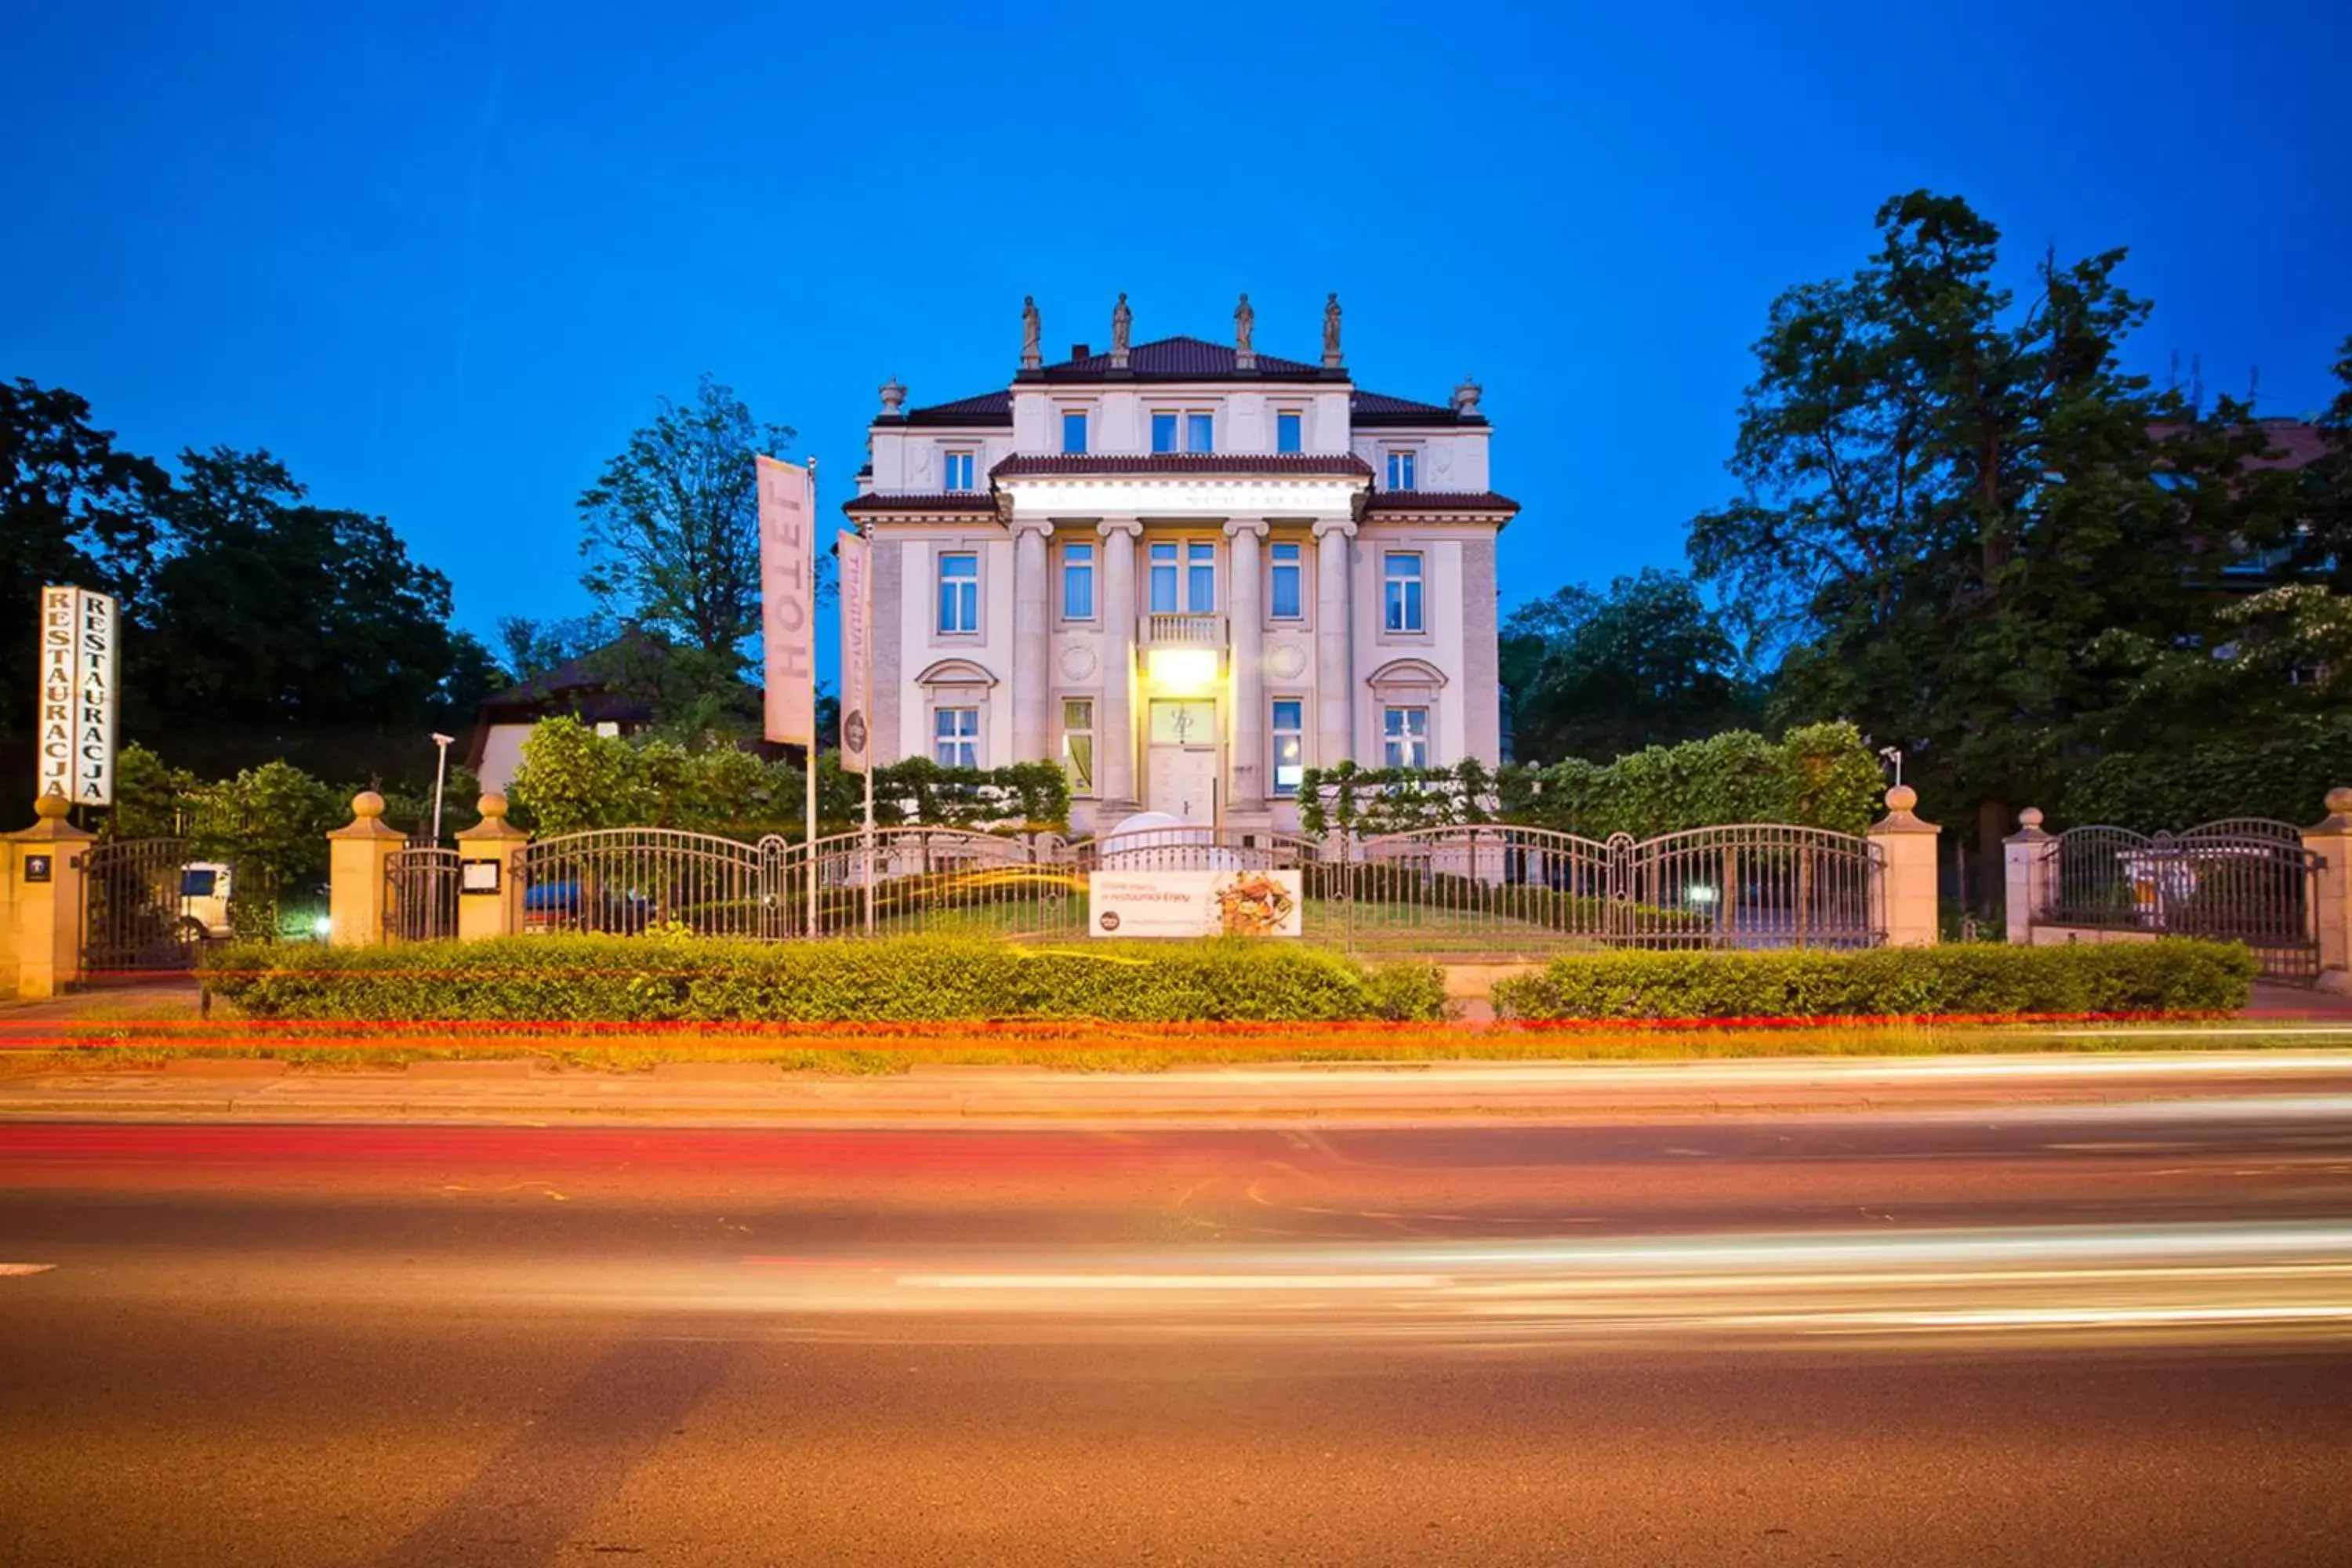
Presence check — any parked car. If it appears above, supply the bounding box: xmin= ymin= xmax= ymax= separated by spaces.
xmin=522 ymin=878 xmax=654 ymax=935
xmin=178 ymin=862 xmax=235 ymax=940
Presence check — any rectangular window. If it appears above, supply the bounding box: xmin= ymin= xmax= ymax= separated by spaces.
xmin=1276 ymin=411 xmax=1302 ymax=454
xmin=936 ymin=551 xmax=978 ymax=634
xmin=944 ymin=450 xmax=976 ymax=492
xmin=1061 ymin=698 xmax=1095 ymax=794
xmin=934 ymin=706 xmax=979 ymax=768
xmin=1061 ymin=542 xmax=1095 ymax=620
xmin=1062 ymin=412 xmax=1087 ymax=454
xmin=1149 ymin=541 xmax=1179 ymax=613
xmin=1269 ymin=541 xmax=1302 ymax=619
xmin=1383 ymin=551 xmax=1425 ymax=634
xmin=1186 ymin=540 xmax=1215 ymax=612
xmin=1271 ymin=699 xmax=1305 ymax=796
xmin=1382 ymin=706 xmax=1430 ymax=770
xmin=1385 ymin=449 xmax=1417 ymax=492
xmin=1152 ymin=411 xmax=1214 ymax=453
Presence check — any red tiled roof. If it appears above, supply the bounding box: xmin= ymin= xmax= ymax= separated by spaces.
xmin=1038 ymin=335 xmax=1326 ymax=380
xmin=1349 ymin=390 xmax=1465 ymax=423
xmin=2148 ymin=418 xmax=2331 ymax=472
xmin=1362 ymin=489 xmax=1519 ymax=513
xmin=840 ymin=491 xmax=1001 ymax=514
xmin=902 ymin=390 xmax=1012 ymax=425
xmin=992 ymin=452 xmax=1374 ymax=479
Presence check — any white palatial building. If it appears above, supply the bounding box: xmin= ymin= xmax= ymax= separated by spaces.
xmin=844 ymin=300 xmax=1516 ymax=835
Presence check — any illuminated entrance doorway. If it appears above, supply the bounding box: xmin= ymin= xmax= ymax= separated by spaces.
xmin=1145 ymin=699 xmax=1219 ymax=823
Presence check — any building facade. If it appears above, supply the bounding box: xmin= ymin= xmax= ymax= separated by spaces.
xmin=844 ymin=298 xmax=1516 ymax=834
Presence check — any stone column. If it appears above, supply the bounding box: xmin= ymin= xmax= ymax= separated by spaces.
xmin=6 ymin=797 xmax=94 ymax=999
xmin=2302 ymin=788 xmax=2352 ymax=993
xmin=2003 ymin=807 xmax=2058 ymax=946
xmin=455 ymin=793 xmax=529 ymax=942
xmin=1097 ymin=519 xmax=1142 ymax=811
xmin=1867 ymin=785 xmax=1941 ymax=948
xmin=1312 ymin=518 xmax=1356 ymax=769
xmin=1010 ymin=518 xmax=1054 ymax=764
xmin=1224 ymin=519 xmax=1268 ymax=812
xmin=326 ymin=791 xmax=406 ymax=948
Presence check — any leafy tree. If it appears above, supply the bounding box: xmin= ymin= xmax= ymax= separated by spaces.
xmin=1501 ymin=569 xmax=1757 ymax=764
xmin=0 ymin=379 xmax=169 ymax=782
xmin=494 ymin=612 xmax=618 ymax=681
xmin=578 ymin=375 xmax=797 ymax=676
xmin=1686 ymin=191 xmax=2281 ymax=884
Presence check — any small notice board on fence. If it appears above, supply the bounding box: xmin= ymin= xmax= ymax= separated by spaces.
xmin=1088 ymin=870 xmax=1304 ymax=938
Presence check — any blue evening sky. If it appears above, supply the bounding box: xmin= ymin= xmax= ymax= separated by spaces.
xmin=5 ymin=0 xmax=2347 ymax=682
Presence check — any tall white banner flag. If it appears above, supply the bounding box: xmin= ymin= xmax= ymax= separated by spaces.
xmin=757 ymin=456 xmax=815 ymax=746
xmin=37 ymin=585 xmax=117 ymax=807
xmin=837 ymin=529 xmax=870 ymax=774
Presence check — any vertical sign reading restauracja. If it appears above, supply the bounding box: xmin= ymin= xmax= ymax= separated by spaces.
xmin=38 ymin=585 xmax=117 ymax=806
xmin=757 ymin=456 xmax=815 ymax=746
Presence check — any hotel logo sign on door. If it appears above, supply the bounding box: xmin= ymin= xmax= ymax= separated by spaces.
xmin=37 ymin=585 xmax=117 ymax=807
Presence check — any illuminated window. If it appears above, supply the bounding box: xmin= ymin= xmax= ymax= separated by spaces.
xmin=1151 ymin=412 xmax=1178 ymax=453
xmin=1061 ymin=698 xmax=1095 ymax=794
xmin=1276 ymin=411 xmax=1302 ymax=453
xmin=1385 ymin=449 xmax=1417 ymax=492
xmin=1062 ymin=412 xmax=1087 ymax=454
xmin=1062 ymin=542 xmax=1094 ymax=620
xmin=936 ymin=552 xmax=978 ymax=634
xmin=934 ymin=706 xmax=979 ymax=768
xmin=1383 ymin=551 xmax=1425 ymax=633
xmin=1187 ymin=412 xmax=1213 ymax=453
xmin=1271 ymin=699 xmax=1305 ymax=795
xmin=944 ymin=450 xmax=976 ymax=491
xmin=1382 ymin=706 xmax=1429 ymax=769
xmin=1269 ymin=541 xmax=1302 ymax=619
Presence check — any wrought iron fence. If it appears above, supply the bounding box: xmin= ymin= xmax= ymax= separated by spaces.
xmin=1343 ymin=824 xmax=1882 ymax=958
xmin=2046 ymin=822 xmax=2318 ymax=978
xmin=502 ymin=822 xmax=1888 ymax=956
xmin=384 ymin=846 xmax=460 ymax=943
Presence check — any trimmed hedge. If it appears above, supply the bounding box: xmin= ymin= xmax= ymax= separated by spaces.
xmin=201 ymin=935 xmax=1450 ymax=1024
xmin=1490 ymin=940 xmax=2259 ymax=1021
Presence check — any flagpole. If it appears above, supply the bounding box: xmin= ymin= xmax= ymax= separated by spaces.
xmin=804 ymin=456 xmax=821 ymax=939
xmin=860 ymin=515 xmax=876 ymax=938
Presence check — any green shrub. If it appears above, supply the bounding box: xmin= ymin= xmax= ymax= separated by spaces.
xmin=201 ymin=934 xmax=1445 ymax=1023
xmin=1490 ymin=940 xmax=2259 ymax=1021
xmin=1359 ymin=961 xmax=1451 ymax=1022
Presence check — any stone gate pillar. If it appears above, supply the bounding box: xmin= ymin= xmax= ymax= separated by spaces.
xmin=5 ymin=797 xmax=94 ymax=999
xmin=326 ymin=791 xmax=405 ymax=947
xmin=2003 ymin=808 xmax=2058 ymax=946
xmin=2302 ymin=787 xmax=2352 ymax=993
xmin=455 ymin=793 xmax=529 ymax=942
xmin=1867 ymin=785 xmax=1940 ymax=947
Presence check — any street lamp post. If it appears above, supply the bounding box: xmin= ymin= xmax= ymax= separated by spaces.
xmin=430 ymin=733 xmax=456 ymax=844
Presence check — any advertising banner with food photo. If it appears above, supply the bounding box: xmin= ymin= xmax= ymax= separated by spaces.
xmin=1087 ymin=870 xmax=1304 ymax=938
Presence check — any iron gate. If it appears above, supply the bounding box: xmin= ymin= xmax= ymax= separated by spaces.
xmin=81 ymin=837 xmax=202 ymax=978
xmin=2045 ymin=820 xmax=2320 ymax=979
xmin=384 ymin=845 xmax=460 ymax=943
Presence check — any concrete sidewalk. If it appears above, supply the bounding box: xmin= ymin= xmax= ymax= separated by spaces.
xmin=5 ymin=1048 xmax=2352 ymax=1127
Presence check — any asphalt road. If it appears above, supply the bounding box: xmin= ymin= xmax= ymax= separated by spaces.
xmin=3 ymin=1106 xmax=2351 ymax=1566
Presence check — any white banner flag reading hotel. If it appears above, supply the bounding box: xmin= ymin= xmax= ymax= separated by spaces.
xmin=837 ymin=528 xmax=870 ymax=773
xmin=757 ymin=456 xmax=815 ymax=746
xmin=37 ymin=585 xmax=117 ymax=806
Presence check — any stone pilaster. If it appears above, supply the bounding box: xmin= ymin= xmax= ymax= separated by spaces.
xmin=455 ymin=794 xmax=529 ymax=943
xmin=2003 ymin=807 xmax=2057 ymax=946
xmin=1097 ymin=519 xmax=1142 ymax=811
xmin=6 ymin=797 xmax=94 ymax=999
xmin=2302 ymin=788 xmax=2352 ymax=992
xmin=1312 ymin=517 xmax=1356 ymax=768
xmin=1224 ymin=519 xmax=1269 ymax=812
xmin=327 ymin=791 xmax=406 ymax=948
xmin=1011 ymin=518 xmax=1054 ymax=764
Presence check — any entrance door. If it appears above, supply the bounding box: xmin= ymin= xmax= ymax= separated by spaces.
xmin=1147 ymin=746 xmax=1219 ymax=822
xmin=1145 ymin=699 xmax=1220 ymax=823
